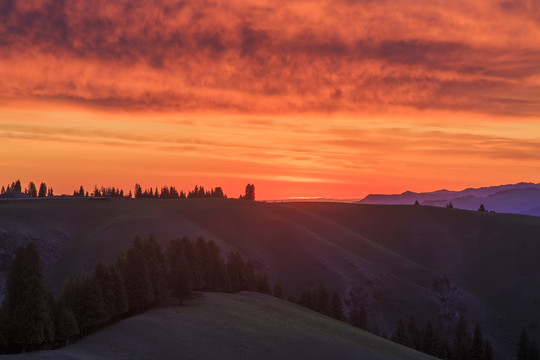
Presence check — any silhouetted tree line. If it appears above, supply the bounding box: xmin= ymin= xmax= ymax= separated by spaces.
xmin=292 ymin=284 xmax=344 ymax=321
xmin=0 ymin=237 xmax=271 ymax=354
xmin=517 ymin=328 xmax=539 ymax=360
xmin=134 ymin=184 xmax=227 ymax=199
xmin=389 ymin=313 xmax=494 ymax=360
xmin=1 ymin=180 xmax=53 ymax=197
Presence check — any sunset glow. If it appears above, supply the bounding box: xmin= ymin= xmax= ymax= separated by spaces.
xmin=1 ymin=0 xmax=539 ymax=199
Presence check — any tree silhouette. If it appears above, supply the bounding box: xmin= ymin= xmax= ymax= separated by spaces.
xmin=518 ymin=329 xmax=530 ymax=360
xmin=38 ymin=183 xmax=47 ymax=198
xmin=273 ymin=281 xmax=283 ymax=299
xmin=349 ymin=306 xmax=367 ymax=330
xmin=478 ymin=204 xmax=486 ymax=212
xmin=13 ymin=180 xmax=22 ymax=193
xmin=330 ymin=292 xmax=344 ymax=320
xmin=242 ymin=184 xmax=255 ymax=200
xmin=28 ymin=182 xmax=38 ymax=197
xmin=4 ymin=243 xmax=54 ymax=351
xmin=52 ymin=299 xmax=79 ymax=347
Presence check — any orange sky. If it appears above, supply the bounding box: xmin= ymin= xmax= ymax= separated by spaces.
xmin=1 ymin=0 xmax=539 ymax=199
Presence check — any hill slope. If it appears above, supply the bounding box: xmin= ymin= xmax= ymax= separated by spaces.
xmin=2 ymin=198 xmax=540 ymax=357
xmin=5 ymin=292 xmax=436 ymax=360
xmin=358 ymin=182 xmax=540 ymax=215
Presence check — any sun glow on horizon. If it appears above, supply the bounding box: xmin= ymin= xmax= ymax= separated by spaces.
xmin=1 ymin=0 xmax=539 ymax=198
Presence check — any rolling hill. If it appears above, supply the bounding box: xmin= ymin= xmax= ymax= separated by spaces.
xmin=4 ymin=292 xmax=436 ymax=360
xmin=359 ymin=182 xmax=540 ymax=216
xmin=2 ymin=198 xmax=540 ymax=357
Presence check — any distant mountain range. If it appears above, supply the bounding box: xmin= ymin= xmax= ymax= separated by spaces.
xmin=358 ymin=182 xmax=540 ymax=216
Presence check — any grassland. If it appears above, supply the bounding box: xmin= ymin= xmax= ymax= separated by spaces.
xmin=3 ymin=292 xmax=437 ymax=360
xmin=1 ymin=198 xmax=540 ymax=357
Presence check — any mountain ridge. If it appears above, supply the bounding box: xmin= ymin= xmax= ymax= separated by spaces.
xmin=358 ymin=182 xmax=540 ymax=215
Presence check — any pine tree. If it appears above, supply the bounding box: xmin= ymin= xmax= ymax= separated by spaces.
xmin=453 ymin=314 xmax=470 ymax=360
xmin=256 ymin=274 xmax=271 ymax=295
xmin=4 ymin=243 xmax=54 ymax=351
xmin=470 ymin=324 xmax=484 ymax=360
xmin=52 ymin=299 xmax=79 ymax=347
xmin=76 ymin=276 xmax=107 ymax=333
xmin=171 ymin=256 xmax=193 ymax=304
xmin=38 ymin=183 xmax=47 ymax=198
xmin=0 ymin=307 xmax=7 ymax=350
xmin=273 ymin=281 xmax=284 ymax=299
xmin=330 ymin=292 xmax=344 ymax=320
xmin=518 ymin=329 xmax=530 ymax=360
xmin=349 ymin=306 xmax=367 ymax=330
xmin=407 ymin=315 xmax=421 ymax=350
xmin=111 ymin=264 xmax=129 ymax=316
xmin=142 ymin=236 xmax=168 ymax=303
xmin=93 ymin=263 xmax=117 ymax=321
xmin=530 ymin=341 xmax=539 ymax=360
xmin=13 ymin=180 xmax=22 ymax=193
xmin=124 ymin=239 xmax=154 ymax=311
xmin=28 ymin=182 xmax=38 ymax=197
xmin=484 ymin=339 xmax=494 ymax=360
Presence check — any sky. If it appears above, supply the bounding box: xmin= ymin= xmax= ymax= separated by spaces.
xmin=1 ymin=0 xmax=539 ymax=199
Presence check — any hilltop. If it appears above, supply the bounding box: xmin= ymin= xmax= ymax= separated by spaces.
xmin=4 ymin=292 xmax=436 ymax=360
xmin=1 ymin=198 xmax=540 ymax=357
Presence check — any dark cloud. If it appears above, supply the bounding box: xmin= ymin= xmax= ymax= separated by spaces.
xmin=0 ymin=0 xmax=539 ymax=116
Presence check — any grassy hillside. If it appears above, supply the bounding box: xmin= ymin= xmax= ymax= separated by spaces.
xmin=4 ymin=292 xmax=436 ymax=360
xmin=1 ymin=198 xmax=540 ymax=357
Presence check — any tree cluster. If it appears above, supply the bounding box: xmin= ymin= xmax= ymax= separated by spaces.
xmin=0 ymin=180 xmax=53 ymax=198
xmin=392 ymin=314 xmax=493 ymax=360
xmin=0 ymin=236 xmax=271 ymax=354
xmin=518 ymin=329 xmax=539 ymax=360
xmin=134 ymin=184 xmax=227 ymax=199
xmin=240 ymin=184 xmax=255 ymax=200
xmin=294 ymin=284 xmax=344 ymax=321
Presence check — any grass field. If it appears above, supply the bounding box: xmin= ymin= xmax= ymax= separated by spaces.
xmin=2 ymin=198 xmax=540 ymax=357
xmin=3 ymin=292 xmax=437 ymax=360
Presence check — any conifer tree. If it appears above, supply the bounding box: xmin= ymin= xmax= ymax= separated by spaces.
xmin=349 ymin=306 xmax=367 ymax=330
xmin=124 ymin=239 xmax=154 ymax=310
xmin=518 ymin=329 xmax=530 ymax=360
xmin=28 ymin=182 xmax=38 ymax=197
xmin=52 ymin=299 xmax=79 ymax=347
xmin=4 ymin=243 xmax=54 ymax=351
xmin=470 ymin=324 xmax=484 ymax=360
xmin=111 ymin=264 xmax=129 ymax=316
xmin=0 ymin=308 xmax=7 ymax=350
xmin=76 ymin=276 xmax=107 ymax=332
xmin=330 ymin=292 xmax=344 ymax=320
xmin=256 ymin=274 xmax=271 ymax=295
xmin=316 ymin=284 xmax=330 ymax=316
xmin=273 ymin=281 xmax=284 ymax=299
xmin=142 ymin=236 xmax=168 ymax=303
xmin=453 ymin=314 xmax=470 ymax=360
xmin=171 ymin=256 xmax=193 ymax=304
xmin=93 ymin=263 xmax=118 ymax=321
xmin=38 ymin=183 xmax=47 ymax=198
xmin=484 ymin=339 xmax=494 ymax=360
xmin=13 ymin=180 xmax=22 ymax=193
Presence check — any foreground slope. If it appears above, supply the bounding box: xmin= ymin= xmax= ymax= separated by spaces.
xmin=2 ymin=198 xmax=540 ymax=357
xmin=5 ymin=292 xmax=436 ymax=360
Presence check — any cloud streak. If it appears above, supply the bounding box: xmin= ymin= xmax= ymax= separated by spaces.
xmin=1 ymin=0 xmax=539 ymax=116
